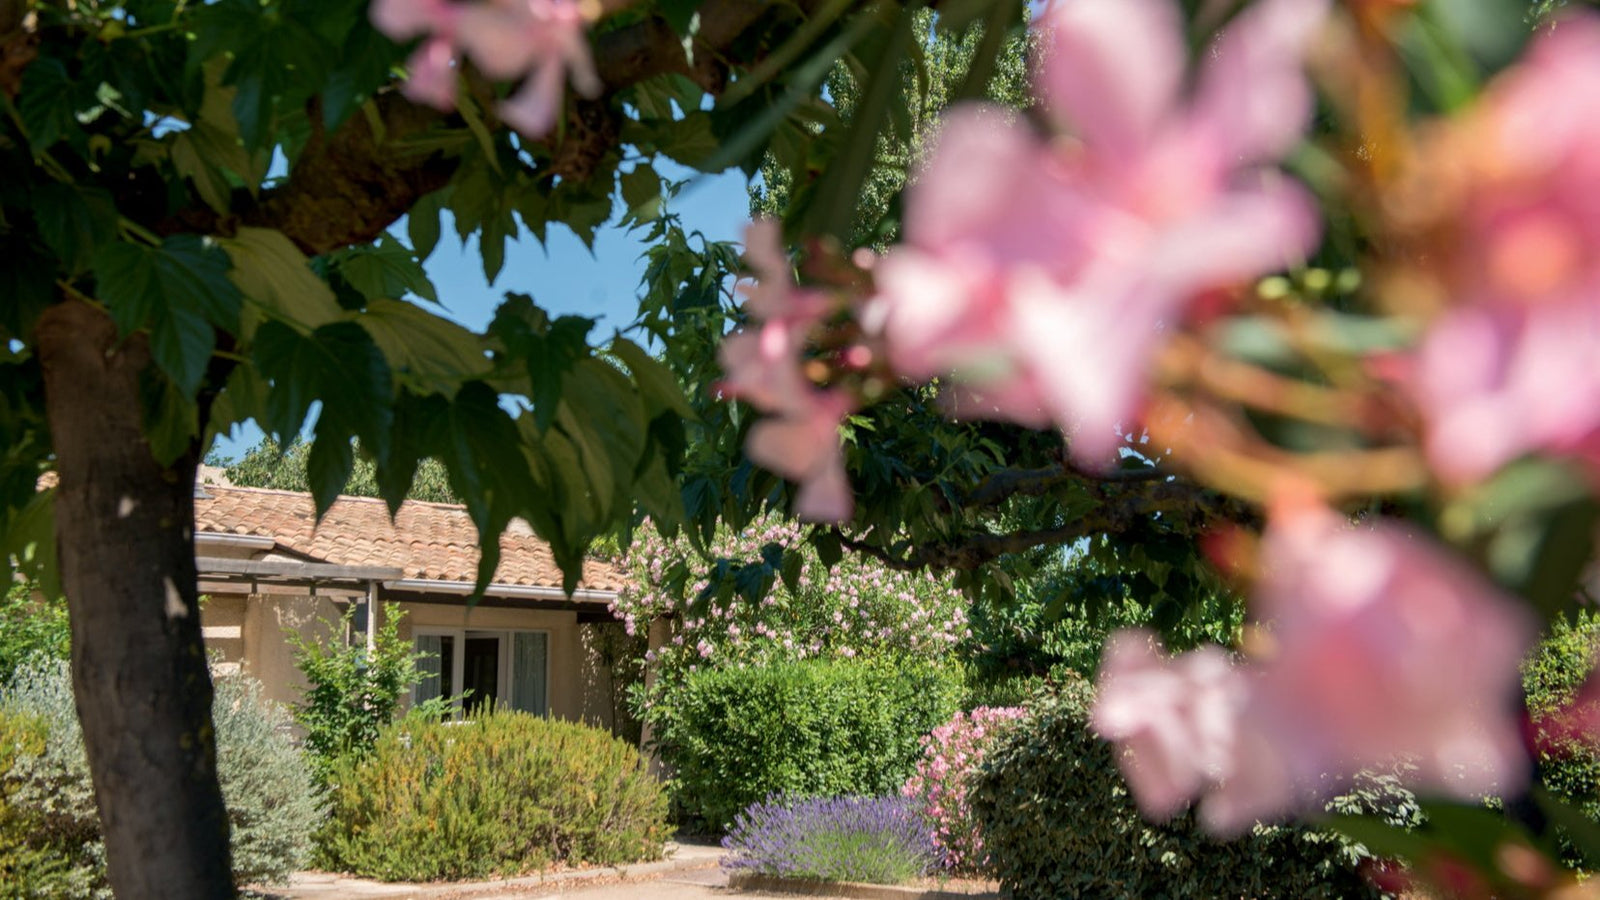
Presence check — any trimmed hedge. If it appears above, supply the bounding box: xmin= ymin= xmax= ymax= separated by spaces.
xmin=647 ymin=656 xmax=963 ymax=830
xmin=970 ymin=681 xmax=1391 ymax=900
xmin=318 ymin=709 xmax=669 ymax=881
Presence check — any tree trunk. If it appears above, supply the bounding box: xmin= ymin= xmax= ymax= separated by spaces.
xmin=34 ymin=299 xmax=234 ymax=900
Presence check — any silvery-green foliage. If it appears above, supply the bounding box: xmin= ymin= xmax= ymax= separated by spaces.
xmin=212 ymin=673 xmax=326 ymax=885
xmin=1 ymin=661 xmax=322 ymax=889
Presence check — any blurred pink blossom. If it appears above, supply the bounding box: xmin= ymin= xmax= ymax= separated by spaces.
xmin=1403 ymin=17 xmax=1600 ymax=483
xmin=871 ymin=0 xmax=1324 ymax=466
xmin=1091 ymin=631 xmax=1250 ymax=821
xmin=1094 ymin=507 xmax=1535 ymax=833
xmin=719 ymin=222 xmax=856 ymax=522
xmin=369 ymin=0 xmax=599 ymax=137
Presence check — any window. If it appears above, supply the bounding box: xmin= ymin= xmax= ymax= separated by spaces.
xmin=414 ymin=629 xmax=548 ymax=717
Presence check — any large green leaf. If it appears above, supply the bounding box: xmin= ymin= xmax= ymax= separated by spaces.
xmin=331 ymin=238 xmax=439 ymax=303
xmin=31 ymin=183 xmax=119 ymax=275
xmin=253 ymin=321 xmax=395 ymax=501
xmin=170 ymin=58 xmax=260 ymax=212
xmin=354 ymin=299 xmax=491 ymax=397
xmin=18 ymin=57 xmax=81 ymax=152
xmin=219 ymin=227 xmax=342 ymax=336
xmin=92 ymin=235 xmax=242 ymax=394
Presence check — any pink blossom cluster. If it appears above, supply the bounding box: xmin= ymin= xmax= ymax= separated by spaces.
xmin=369 ymin=0 xmax=599 ymax=136
xmin=719 ymin=221 xmax=857 ymax=521
xmin=901 ymin=706 xmax=1028 ymax=872
xmin=866 ymin=0 xmax=1325 ymax=467
xmin=615 ymin=517 xmax=969 ymax=674
xmin=1397 ymin=18 xmax=1600 ymax=484
xmin=1091 ymin=505 xmax=1536 ymax=833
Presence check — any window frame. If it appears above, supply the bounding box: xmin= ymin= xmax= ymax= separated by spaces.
xmin=412 ymin=626 xmax=551 ymax=718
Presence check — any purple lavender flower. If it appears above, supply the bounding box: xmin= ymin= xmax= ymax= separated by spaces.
xmin=722 ymin=794 xmax=936 ymax=884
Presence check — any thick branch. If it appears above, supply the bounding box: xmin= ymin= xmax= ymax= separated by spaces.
xmin=164 ymin=0 xmax=804 ymax=255
xmin=961 ymin=462 xmax=1174 ymax=509
xmin=840 ymin=477 xmax=1255 ymax=571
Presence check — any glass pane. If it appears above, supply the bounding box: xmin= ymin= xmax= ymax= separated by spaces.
xmin=414 ymin=635 xmax=444 ymax=704
xmin=511 ymin=632 xmax=548 ymax=716
xmin=462 ymin=637 xmax=500 ymax=716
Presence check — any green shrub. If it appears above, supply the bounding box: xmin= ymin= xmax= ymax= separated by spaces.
xmin=646 ymin=656 xmax=963 ymax=830
xmin=970 ymin=681 xmax=1392 ymax=900
xmin=0 ymin=661 xmax=322 ymax=892
xmin=317 ymin=708 xmax=670 ymax=881
xmin=1523 ymin=611 xmax=1600 ymax=860
xmin=0 ymin=583 xmax=69 ymax=684
xmin=288 ymin=603 xmax=444 ymax=783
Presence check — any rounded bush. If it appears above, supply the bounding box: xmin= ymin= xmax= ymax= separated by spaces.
xmin=969 ymin=681 xmax=1387 ymax=900
xmin=0 ymin=661 xmax=322 ymax=895
xmin=902 ymin=705 xmax=1026 ymax=872
xmin=317 ymin=708 xmax=670 ymax=881
xmin=646 ymin=655 xmax=963 ymax=830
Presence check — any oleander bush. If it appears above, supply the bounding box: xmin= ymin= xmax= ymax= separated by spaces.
xmin=970 ymin=681 xmax=1398 ymax=899
xmin=0 ymin=661 xmax=322 ymax=895
xmin=901 ymin=705 xmax=1027 ymax=872
xmin=317 ymin=708 xmax=670 ymax=881
xmin=721 ymin=794 xmax=935 ymax=885
xmin=645 ymin=655 xmax=963 ymax=830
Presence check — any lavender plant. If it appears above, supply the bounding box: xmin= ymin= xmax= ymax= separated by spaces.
xmin=721 ymin=794 xmax=936 ymax=885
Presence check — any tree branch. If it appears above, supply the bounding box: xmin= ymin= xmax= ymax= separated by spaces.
xmin=838 ymin=476 xmax=1255 ymax=571
xmin=159 ymin=0 xmax=806 ymax=255
xmin=961 ymin=461 xmax=1173 ymax=509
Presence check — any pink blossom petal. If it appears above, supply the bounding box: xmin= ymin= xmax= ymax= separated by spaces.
xmin=370 ymin=0 xmax=457 ymax=40
xmin=497 ymin=58 xmax=567 ymax=136
xmin=401 ymin=37 xmax=460 ymax=111
xmin=1189 ymin=0 xmax=1330 ymax=167
xmin=1035 ymin=0 xmax=1185 ymax=155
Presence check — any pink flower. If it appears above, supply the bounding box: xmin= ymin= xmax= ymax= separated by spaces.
xmin=1094 ymin=507 xmax=1537 ymax=834
xmin=871 ymin=0 xmax=1324 ymax=466
xmin=1236 ymin=507 xmax=1536 ymax=819
xmin=1399 ymin=17 xmax=1600 ymax=483
xmin=1091 ymin=631 xmax=1250 ymax=821
xmin=457 ymin=0 xmax=600 ymax=136
xmin=720 ymin=222 xmax=857 ymax=522
xmin=370 ymin=0 xmax=599 ymax=137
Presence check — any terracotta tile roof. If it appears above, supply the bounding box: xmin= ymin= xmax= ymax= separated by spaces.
xmin=194 ymin=485 xmax=627 ymax=594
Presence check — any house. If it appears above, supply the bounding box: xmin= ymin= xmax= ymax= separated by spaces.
xmin=192 ymin=476 xmax=633 ymax=731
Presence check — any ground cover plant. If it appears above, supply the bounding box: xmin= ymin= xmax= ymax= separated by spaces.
xmin=721 ymin=794 xmax=935 ymax=886
xmin=317 ymin=708 xmax=668 ymax=881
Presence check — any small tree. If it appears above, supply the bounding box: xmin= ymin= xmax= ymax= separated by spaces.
xmin=287 ymin=604 xmax=441 ymax=781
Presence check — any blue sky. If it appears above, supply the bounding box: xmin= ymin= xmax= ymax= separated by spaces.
xmin=210 ymin=163 xmax=752 ymax=460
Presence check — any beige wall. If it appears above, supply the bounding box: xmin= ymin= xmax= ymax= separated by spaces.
xmin=200 ymin=592 xmax=344 ymax=709
xmin=201 ymin=592 xmax=623 ymax=732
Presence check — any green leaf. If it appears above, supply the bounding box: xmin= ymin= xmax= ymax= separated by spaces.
xmin=354 ymin=298 xmax=491 ymax=397
xmin=619 ymin=163 xmax=662 ymax=219
xmin=18 ymin=58 xmax=80 ymax=152
xmin=218 ymin=227 xmax=342 ymax=336
xmin=408 ymin=188 xmax=448 ymax=262
xmin=2 ymin=488 xmax=60 ymax=600
xmin=92 ymin=236 xmax=242 ymax=394
xmin=31 ymin=183 xmax=119 ymax=275
xmin=253 ymin=320 xmax=394 ymax=462
xmin=143 ymin=376 xmax=200 ymax=467
xmin=170 ymin=56 xmax=260 ymax=213
xmin=609 ymin=338 xmax=695 ymax=419
xmin=224 ymin=17 xmax=333 ymax=149
xmin=332 ymin=238 xmax=439 ymax=303
xmin=305 ymin=433 xmax=356 ymax=516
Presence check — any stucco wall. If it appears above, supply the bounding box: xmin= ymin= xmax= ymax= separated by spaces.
xmin=200 ymin=592 xmax=344 ymax=709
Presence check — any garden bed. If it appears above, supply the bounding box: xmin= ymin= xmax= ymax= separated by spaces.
xmin=727 ymin=872 xmax=999 ymax=900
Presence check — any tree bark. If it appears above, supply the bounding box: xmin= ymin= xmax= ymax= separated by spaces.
xmin=34 ymin=300 xmax=233 ymax=900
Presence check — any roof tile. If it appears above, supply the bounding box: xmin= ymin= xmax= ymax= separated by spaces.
xmin=194 ymin=485 xmax=627 ymax=593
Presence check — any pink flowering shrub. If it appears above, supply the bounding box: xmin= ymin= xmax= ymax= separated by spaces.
xmin=614 ymin=517 xmax=970 ymax=678
xmin=901 ymin=706 xmax=1027 ymax=872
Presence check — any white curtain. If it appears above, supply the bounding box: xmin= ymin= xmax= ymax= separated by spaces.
xmin=414 ymin=634 xmax=444 ymax=705
xmin=511 ymin=632 xmax=548 ymax=716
